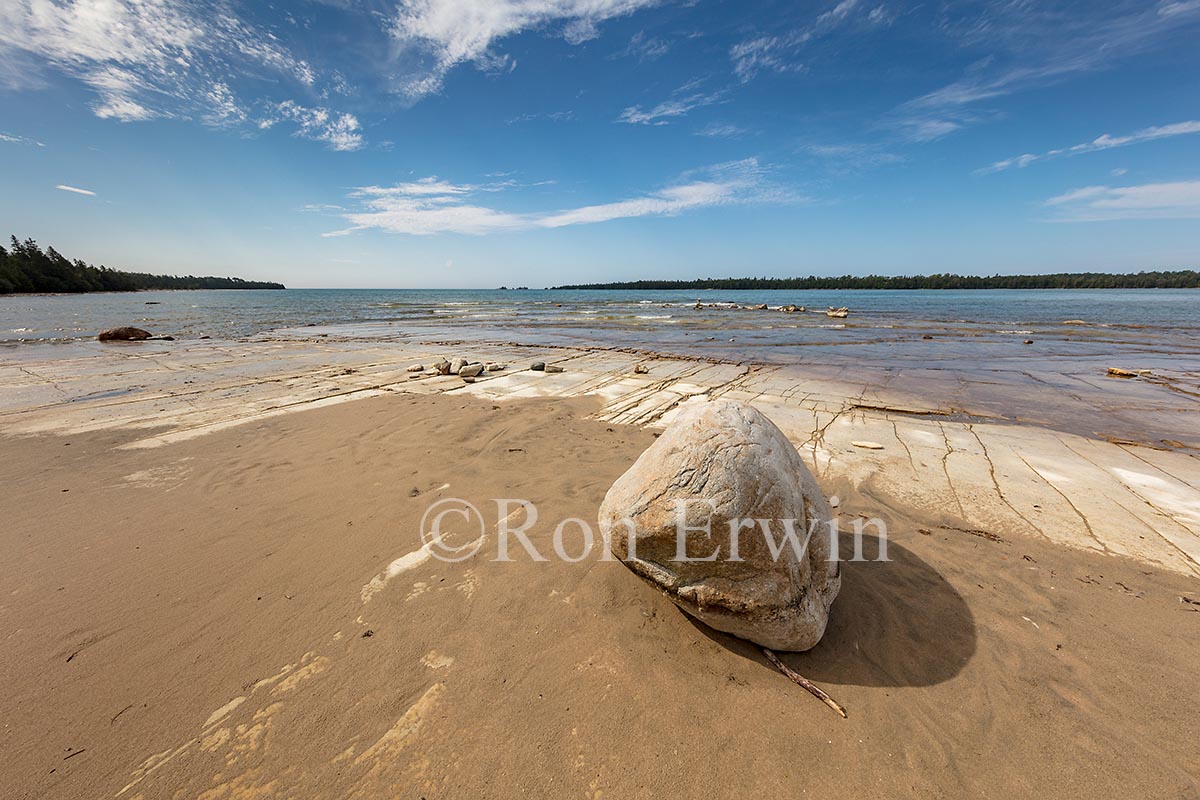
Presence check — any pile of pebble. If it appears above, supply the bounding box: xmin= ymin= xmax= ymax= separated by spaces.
xmin=404 ymin=357 xmax=564 ymax=383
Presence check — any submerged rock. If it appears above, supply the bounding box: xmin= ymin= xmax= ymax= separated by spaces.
xmin=98 ymin=326 xmax=152 ymax=341
xmin=599 ymin=400 xmax=840 ymax=651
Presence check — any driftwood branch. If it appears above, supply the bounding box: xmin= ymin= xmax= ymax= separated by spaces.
xmin=763 ymin=647 xmax=847 ymax=719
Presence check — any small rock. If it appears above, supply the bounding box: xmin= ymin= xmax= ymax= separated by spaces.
xmin=485 ymin=363 xmax=506 ymax=372
xmin=633 ymin=364 xmax=650 ymax=374
xmin=851 ymin=441 xmax=884 ymax=450
xmin=1107 ymin=367 xmax=1137 ymax=378
xmin=434 ymin=360 xmax=451 ymax=375
xmin=922 ymin=334 xmax=933 ymax=340
xmin=530 ymin=361 xmax=546 ymax=371
xmin=459 ymin=363 xmax=484 ymax=378
xmin=406 ymin=364 xmax=425 ymax=372
xmin=98 ymin=326 xmax=152 ymax=341
xmin=461 ymin=376 xmax=476 ymax=384
xmin=198 ymin=335 xmax=211 ymax=340
xmin=544 ymin=364 xmax=564 ymax=373
xmin=1023 ymin=339 xmax=1034 ymax=344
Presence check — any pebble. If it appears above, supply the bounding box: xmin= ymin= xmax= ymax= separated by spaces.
xmin=406 ymin=364 xmax=424 ymax=372
xmin=544 ymin=364 xmax=564 ymax=373
xmin=851 ymin=441 xmax=885 ymax=450
xmin=530 ymin=361 xmax=546 ymax=371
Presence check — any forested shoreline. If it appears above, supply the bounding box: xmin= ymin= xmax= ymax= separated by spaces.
xmin=1 ymin=236 xmax=285 ymax=293
xmin=553 ymin=271 xmax=1200 ymax=290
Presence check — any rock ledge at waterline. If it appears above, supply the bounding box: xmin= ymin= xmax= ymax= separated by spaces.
xmin=599 ymin=400 xmax=840 ymax=651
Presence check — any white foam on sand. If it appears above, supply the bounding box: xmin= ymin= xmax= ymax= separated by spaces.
xmin=361 ymin=543 xmax=436 ymax=603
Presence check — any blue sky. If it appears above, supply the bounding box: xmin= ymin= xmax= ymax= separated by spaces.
xmin=1 ymin=0 xmax=1198 ymax=288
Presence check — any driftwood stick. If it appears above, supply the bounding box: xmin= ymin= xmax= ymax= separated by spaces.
xmin=763 ymin=647 xmax=847 ymax=719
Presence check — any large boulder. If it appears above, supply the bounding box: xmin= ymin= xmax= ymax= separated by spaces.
xmin=98 ymin=326 xmax=152 ymax=341
xmin=599 ymin=400 xmax=840 ymax=651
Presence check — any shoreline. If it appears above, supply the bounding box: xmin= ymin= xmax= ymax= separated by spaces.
xmin=3 ymin=328 xmax=1197 ymax=575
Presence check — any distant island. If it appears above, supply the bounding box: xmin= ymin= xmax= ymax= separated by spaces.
xmin=553 ymin=271 xmax=1200 ymax=291
xmin=1 ymin=236 xmax=285 ymax=293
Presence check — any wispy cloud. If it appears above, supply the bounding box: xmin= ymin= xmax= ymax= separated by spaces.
xmin=695 ymin=122 xmax=749 ymax=138
xmin=617 ymin=87 xmax=723 ymax=125
xmin=261 ymin=101 xmax=364 ymax=151
xmin=730 ymin=0 xmax=892 ymax=82
xmin=390 ymin=0 xmax=661 ymax=100
xmin=55 ymin=184 xmax=95 ymax=196
xmin=0 ymin=0 xmax=356 ymax=149
xmin=614 ymin=30 xmax=670 ymax=61
xmin=0 ymin=131 xmax=45 ymax=147
xmin=893 ymin=1 xmax=1200 ymax=141
xmin=1045 ymin=180 xmax=1200 ymax=221
xmin=322 ymin=159 xmax=788 ymax=236
xmin=979 ymin=121 xmax=1200 ymax=174
xmin=799 ymin=141 xmax=903 ymax=172
xmin=508 ymin=110 xmax=576 ymax=125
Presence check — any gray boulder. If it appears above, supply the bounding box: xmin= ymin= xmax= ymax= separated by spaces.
xmin=598 ymin=400 xmax=840 ymax=651
xmin=98 ymin=327 xmax=152 ymax=341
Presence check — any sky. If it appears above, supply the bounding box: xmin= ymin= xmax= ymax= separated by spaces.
xmin=1 ymin=0 xmax=1198 ymax=288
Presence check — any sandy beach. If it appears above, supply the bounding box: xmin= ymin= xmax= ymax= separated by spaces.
xmin=1 ymin=330 xmax=1198 ymax=799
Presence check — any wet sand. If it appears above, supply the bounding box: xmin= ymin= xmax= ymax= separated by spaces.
xmin=2 ymin=391 xmax=1198 ymax=798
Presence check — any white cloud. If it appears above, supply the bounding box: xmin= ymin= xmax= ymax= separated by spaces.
xmin=730 ymin=36 xmax=803 ymax=83
xmin=0 ymin=132 xmax=45 ymax=147
xmin=980 ymin=121 xmax=1200 ymax=173
xmin=800 ymin=141 xmax=903 ymax=171
xmin=617 ymin=87 xmax=722 ymax=125
xmin=615 ymin=30 xmax=670 ymax=61
xmin=55 ymin=184 xmax=95 ymax=196
xmin=730 ymin=1 xmax=890 ymax=82
xmin=0 ymin=1 xmax=355 ymax=147
xmin=1045 ymin=180 xmax=1200 ymax=221
xmin=390 ymin=0 xmax=661 ymax=100
xmin=323 ymin=159 xmax=786 ymax=236
xmin=262 ymin=101 xmax=364 ymax=151
xmin=695 ymin=122 xmax=749 ymax=138
xmin=895 ymin=2 xmax=1200 ymax=141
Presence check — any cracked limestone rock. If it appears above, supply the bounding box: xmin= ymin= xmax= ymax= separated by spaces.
xmin=599 ymin=400 xmax=840 ymax=651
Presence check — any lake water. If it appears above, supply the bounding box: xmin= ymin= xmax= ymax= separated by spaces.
xmin=3 ymin=288 xmax=1198 ymax=444
xmin=3 ymin=288 xmax=1199 ymax=351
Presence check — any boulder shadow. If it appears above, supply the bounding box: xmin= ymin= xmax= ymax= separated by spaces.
xmin=690 ymin=535 xmax=976 ymax=688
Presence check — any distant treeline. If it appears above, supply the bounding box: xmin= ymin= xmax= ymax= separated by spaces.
xmin=0 ymin=236 xmax=285 ymax=293
xmin=554 ymin=271 xmax=1200 ymax=291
